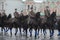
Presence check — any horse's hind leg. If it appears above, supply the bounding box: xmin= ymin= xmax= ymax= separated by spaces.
xmin=26 ymin=28 xmax=27 ymax=37
xmin=35 ymin=29 xmax=37 ymax=38
xmin=10 ymin=28 xmax=12 ymax=36
xmin=38 ymin=27 xmax=40 ymax=36
xmin=35 ymin=28 xmax=38 ymax=38
xmin=15 ymin=28 xmax=18 ymax=35
xmin=19 ymin=27 xmax=21 ymax=35
xmin=50 ymin=29 xmax=54 ymax=37
xmin=43 ymin=29 xmax=46 ymax=36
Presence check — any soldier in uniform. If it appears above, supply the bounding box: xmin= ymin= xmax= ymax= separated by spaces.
xmin=44 ymin=6 xmax=50 ymax=22
xmin=14 ymin=9 xmax=19 ymax=19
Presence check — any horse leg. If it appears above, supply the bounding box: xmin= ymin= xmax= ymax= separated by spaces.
xmin=3 ymin=27 xmax=6 ymax=32
xmin=40 ymin=29 xmax=42 ymax=34
xmin=15 ymin=28 xmax=18 ymax=35
xmin=52 ymin=29 xmax=54 ymax=36
xmin=38 ymin=27 xmax=40 ymax=36
xmin=43 ymin=29 xmax=46 ymax=36
xmin=50 ymin=27 xmax=54 ymax=37
xmin=25 ymin=28 xmax=27 ymax=37
xmin=19 ymin=27 xmax=21 ymax=35
xmin=6 ymin=27 xmax=9 ymax=32
xmin=35 ymin=29 xmax=37 ymax=38
xmin=5 ymin=27 xmax=8 ymax=32
xmin=50 ymin=29 xmax=54 ymax=37
xmin=10 ymin=28 xmax=12 ymax=36
xmin=29 ymin=28 xmax=32 ymax=37
xmin=50 ymin=29 xmax=53 ymax=37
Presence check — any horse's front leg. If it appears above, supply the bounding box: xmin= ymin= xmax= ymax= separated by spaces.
xmin=19 ymin=27 xmax=21 ymax=35
xmin=35 ymin=28 xmax=37 ymax=38
xmin=38 ymin=26 xmax=40 ymax=36
xmin=29 ymin=27 xmax=32 ymax=37
xmin=50 ymin=29 xmax=54 ymax=37
xmin=10 ymin=28 xmax=12 ymax=36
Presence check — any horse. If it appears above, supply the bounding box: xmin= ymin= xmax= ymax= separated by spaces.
xmin=46 ymin=11 xmax=56 ymax=37
xmin=1 ymin=13 xmax=7 ymax=32
xmin=4 ymin=14 xmax=14 ymax=35
xmin=28 ymin=12 xmax=41 ymax=38
xmin=13 ymin=14 xmax=29 ymax=36
xmin=35 ymin=12 xmax=42 ymax=37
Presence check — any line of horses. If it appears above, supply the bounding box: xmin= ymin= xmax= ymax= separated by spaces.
xmin=0 ymin=12 xmax=60 ymax=38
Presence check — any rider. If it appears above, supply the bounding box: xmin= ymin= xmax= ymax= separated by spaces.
xmin=44 ymin=6 xmax=50 ymax=22
xmin=14 ymin=8 xmax=19 ymax=19
xmin=29 ymin=7 xmax=35 ymax=18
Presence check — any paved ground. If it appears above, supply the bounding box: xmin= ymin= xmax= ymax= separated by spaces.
xmin=0 ymin=28 xmax=60 ymax=40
